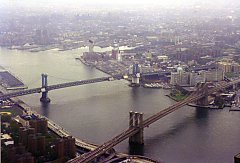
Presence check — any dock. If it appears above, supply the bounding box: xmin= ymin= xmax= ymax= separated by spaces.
xmin=230 ymin=90 xmax=240 ymax=112
xmin=188 ymin=103 xmax=223 ymax=109
xmin=229 ymin=106 xmax=240 ymax=112
xmin=0 ymin=70 xmax=27 ymax=90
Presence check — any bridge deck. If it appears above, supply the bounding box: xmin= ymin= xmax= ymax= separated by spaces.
xmin=69 ymin=79 xmax=240 ymax=163
xmin=1 ymin=74 xmax=239 ymax=163
xmin=0 ymin=73 xmax=170 ymax=101
xmin=0 ymin=76 xmax=121 ymax=101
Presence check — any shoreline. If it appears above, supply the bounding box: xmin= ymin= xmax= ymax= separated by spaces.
xmin=77 ymin=56 xmax=125 ymax=77
xmin=166 ymin=94 xmax=225 ymax=109
xmin=165 ymin=94 xmax=184 ymax=102
xmin=0 ymin=84 xmax=98 ymax=152
xmin=77 ymin=57 xmax=171 ymax=89
xmin=7 ymin=44 xmax=82 ymax=53
xmin=0 ymin=65 xmax=159 ymax=162
xmin=188 ymin=103 xmax=224 ymax=109
xmin=5 ymin=44 xmax=134 ymax=53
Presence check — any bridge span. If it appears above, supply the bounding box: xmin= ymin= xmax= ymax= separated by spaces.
xmin=1 ymin=72 xmax=239 ymax=162
xmin=68 ymin=79 xmax=240 ymax=163
xmin=0 ymin=75 xmax=122 ymax=101
xmin=0 ymin=71 xmax=168 ymax=102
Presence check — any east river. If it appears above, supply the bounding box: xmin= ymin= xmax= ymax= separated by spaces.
xmin=0 ymin=47 xmax=240 ymax=163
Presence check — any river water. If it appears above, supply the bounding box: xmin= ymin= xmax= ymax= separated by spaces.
xmin=0 ymin=47 xmax=240 ymax=163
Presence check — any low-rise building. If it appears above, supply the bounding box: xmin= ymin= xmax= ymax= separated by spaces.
xmin=157 ymin=55 xmax=168 ymax=62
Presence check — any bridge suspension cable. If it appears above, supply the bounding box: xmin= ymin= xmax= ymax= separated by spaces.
xmin=47 ymin=75 xmax=79 ymax=82
xmin=0 ymin=73 xmax=239 ymax=162
xmin=26 ymin=78 xmax=41 ymax=87
xmin=69 ymin=79 xmax=240 ymax=163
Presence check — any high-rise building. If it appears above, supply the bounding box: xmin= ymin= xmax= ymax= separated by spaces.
xmin=170 ymin=71 xmax=189 ymax=86
xmin=117 ymin=51 xmax=123 ymax=62
xmin=29 ymin=118 xmax=48 ymax=134
xmin=89 ymin=40 xmax=94 ymax=53
xmin=171 ymin=69 xmax=224 ymax=86
xmin=112 ymin=44 xmax=120 ymax=60
xmin=55 ymin=136 xmax=76 ymax=159
xmin=34 ymin=29 xmax=50 ymax=45
xmin=36 ymin=133 xmax=46 ymax=156
xmin=19 ymin=127 xmax=35 ymax=146
xmin=64 ymin=136 xmax=76 ymax=159
xmin=189 ymin=72 xmax=205 ymax=86
xmin=203 ymin=69 xmax=224 ymax=82
xmin=19 ymin=127 xmax=46 ymax=156
xmin=7 ymin=145 xmax=34 ymax=163
xmin=55 ymin=139 xmax=65 ymax=159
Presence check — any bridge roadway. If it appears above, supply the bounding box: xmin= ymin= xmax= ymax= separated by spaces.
xmin=0 ymin=71 xmax=169 ymax=101
xmin=0 ymin=75 xmax=123 ymax=101
xmin=0 ymin=73 xmax=162 ymax=162
xmin=69 ymin=79 xmax=240 ymax=163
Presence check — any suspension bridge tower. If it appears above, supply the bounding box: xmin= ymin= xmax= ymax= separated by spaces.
xmin=129 ymin=64 xmax=141 ymax=87
xmin=129 ymin=111 xmax=144 ymax=144
xmin=40 ymin=74 xmax=50 ymax=103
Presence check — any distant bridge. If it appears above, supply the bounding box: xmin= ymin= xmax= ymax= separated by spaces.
xmin=0 ymin=70 xmax=168 ymax=102
xmin=0 ymin=74 xmax=123 ymax=102
xmin=1 ymin=71 xmax=239 ymax=163
xmin=68 ymin=78 xmax=240 ymax=163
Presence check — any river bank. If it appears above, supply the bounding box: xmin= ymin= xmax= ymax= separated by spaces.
xmin=8 ymin=44 xmax=84 ymax=53
xmin=1 ymin=47 xmax=240 ymax=163
xmin=165 ymin=93 xmax=188 ymax=102
xmin=0 ymin=81 xmax=98 ymax=152
xmin=0 ymin=64 xmax=160 ymax=162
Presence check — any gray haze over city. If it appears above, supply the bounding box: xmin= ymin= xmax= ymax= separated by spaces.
xmin=2 ymin=0 xmax=240 ymax=8
xmin=1 ymin=0 xmax=240 ymax=163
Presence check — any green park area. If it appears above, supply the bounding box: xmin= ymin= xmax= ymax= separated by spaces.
xmin=169 ymin=89 xmax=188 ymax=102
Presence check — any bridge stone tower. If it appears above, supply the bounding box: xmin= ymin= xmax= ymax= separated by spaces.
xmin=196 ymin=82 xmax=210 ymax=106
xmin=130 ymin=64 xmax=141 ymax=87
xmin=129 ymin=111 xmax=144 ymax=144
xmin=40 ymin=74 xmax=50 ymax=103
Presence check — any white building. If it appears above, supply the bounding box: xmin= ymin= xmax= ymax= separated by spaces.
xmin=157 ymin=55 xmax=168 ymax=62
xmin=170 ymin=69 xmax=224 ymax=86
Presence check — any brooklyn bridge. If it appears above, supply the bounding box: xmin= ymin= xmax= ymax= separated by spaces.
xmin=0 ymin=72 xmax=239 ymax=163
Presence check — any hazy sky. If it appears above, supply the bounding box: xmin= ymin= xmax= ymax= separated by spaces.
xmin=2 ymin=0 xmax=237 ymax=5
xmin=1 ymin=0 xmax=239 ymax=9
